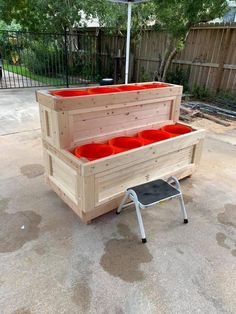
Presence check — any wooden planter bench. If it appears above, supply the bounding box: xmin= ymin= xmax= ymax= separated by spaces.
xmin=36 ymin=82 xmax=205 ymax=223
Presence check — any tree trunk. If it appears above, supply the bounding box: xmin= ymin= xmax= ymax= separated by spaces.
xmin=161 ymin=48 xmax=178 ymax=82
xmin=157 ymin=30 xmax=190 ymax=82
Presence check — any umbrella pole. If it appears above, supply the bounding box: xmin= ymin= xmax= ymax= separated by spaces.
xmin=125 ymin=2 xmax=132 ymax=84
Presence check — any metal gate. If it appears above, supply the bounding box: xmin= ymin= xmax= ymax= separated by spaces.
xmin=0 ymin=30 xmax=98 ymax=89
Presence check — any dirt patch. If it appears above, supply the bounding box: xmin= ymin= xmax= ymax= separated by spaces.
xmin=216 ymin=232 xmax=230 ymax=250
xmin=34 ymin=245 xmax=46 ymax=256
xmin=0 ymin=198 xmax=10 ymax=211
xmin=176 ymin=248 xmax=184 ymax=254
xmin=215 ymin=232 xmax=236 ymax=257
xmin=191 ymin=118 xmax=236 ymax=134
xmin=100 ymin=223 xmax=153 ymax=282
xmin=217 ymin=204 xmax=236 ymax=228
xmin=20 ymin=164 xmax=44 ymax=179
xmin=0 ymin=199 xmax=41 ymax=253
xmin=11 ymin=308 xmax=32 ymax=314
xmin=71 ymin=280 xmax=91 ymax=312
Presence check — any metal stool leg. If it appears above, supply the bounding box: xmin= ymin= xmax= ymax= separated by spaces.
xmin=134 ymin=202 xmax=147 ymax=243
xmin=167 ymin=176 xmax=188 ymax=223
xmin=130 ymin=190 xmax=147 ymax=243
xmin=179 ymin=194 xmax=188 ymax=223
xmin=116 ymin=191 xmax=129 ymax=214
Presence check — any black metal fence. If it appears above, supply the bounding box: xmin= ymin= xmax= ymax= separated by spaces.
xmin=0 ymin=30 xmax=99 ymax=89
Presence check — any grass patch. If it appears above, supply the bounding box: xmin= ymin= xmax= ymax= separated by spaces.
xmin=3 ymin=63 xmax=65 ymax=86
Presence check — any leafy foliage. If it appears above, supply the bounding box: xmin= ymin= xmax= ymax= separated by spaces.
xmin=0 ymin=0 xmax=229 ymax=83
xmin=20 ymin=41 xmax=64 ymax=75
xmin=0 ymin=0 xmax=85 ymax=32
xmin=192 ymin=85 xmax=211 ymax=99
xmin=166 ymin=66 xmax=190 ymax=92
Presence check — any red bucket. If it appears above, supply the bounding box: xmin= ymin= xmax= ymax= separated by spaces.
xmin=117 ymin=85 xmax=144 ymax=92
xmin=74 ymin=143 xmax=113 ymax=161
xmin=109 ymin=136 xmax=143 ymax=153
xmin=138 ymin=129 xmax=171 ymax=145
xmin=51 ymin=89 xmax=89 ymax=97
xmin=88 ymin=87 xmax=120 ymax=94
xmin=161 ymin=124 xmax=192 ymax=137
xmin=141 ymin=83 xmax=169 ymax=89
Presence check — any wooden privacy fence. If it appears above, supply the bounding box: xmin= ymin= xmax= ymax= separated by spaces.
xmin=84 ymin=23 xmax=236 ymax=92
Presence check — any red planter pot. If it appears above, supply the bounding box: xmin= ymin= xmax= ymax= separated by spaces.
xmin=74 ymin=143 xmax=113 ymax=161
xmin=88 ymin=87 xmax=120 ymax=94
xmin=138 ymin=129 xmax=171 ymax=145
xmin=161 ymin=124 xmax=192 ymax=137
xmin=117 ymin=85 xmax=144 ymax=92
xmin=140 ymin=83 xmax=169 ymax=89
xmin=51 ymin=89 xmax=89 ymax=97
xmin=109 ymin=136 xmax=143 ymax=153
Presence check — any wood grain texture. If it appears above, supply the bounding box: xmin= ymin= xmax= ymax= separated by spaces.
xmin=37 ymin=84 xmax=206 ymax=223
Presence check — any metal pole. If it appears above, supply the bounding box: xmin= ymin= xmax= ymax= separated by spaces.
xmin=64 ymin=29 xmax=69 ymax=88
xmin=125 ymin=2 xmax=132 ymax=84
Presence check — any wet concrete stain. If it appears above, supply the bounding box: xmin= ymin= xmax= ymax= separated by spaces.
xmin=0 ymin=197 xmax=10 ymax=211
xmin=71 ymin=255 xmax=93 ymax=312
xmin=102 ymin=307 xmax=124 ymax=314
xmin=20 ymin=164 xmax=44 ymax=179
xmin=0 ymin=199 xmax=41 ymax=252
xmin=114 ymin=307 xmax=125 ymax=314
xmin=217 ymin=204 xmax=236 ymax=228
xmin=34 ymin=245 xmax=46 ymax=255
xmin=216 ymin=232 xmax=230 ymax=250
xmin=72 ymin=280 xmax=91 ymax=313
xmin=100 ymin=223 xmax=153 ymax=282
xmin=11 ymin=308 xmax=32 ymax=314
xmin=192 ymin=276 xmax=227 ymax=313
xmin=176 ymin=248 xmax=184 ymax=254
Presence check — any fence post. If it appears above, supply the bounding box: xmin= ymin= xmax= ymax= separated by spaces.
xmin=215 ymin=27 xmax=233 ymax=92
xmin=64 ymin=29 xmax=69 ymax=88
xmin=96 ymin=28 xmax=102 ymax=80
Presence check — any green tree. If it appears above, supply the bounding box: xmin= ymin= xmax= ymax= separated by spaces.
xmin=91 ymin=0 xmax=228 ymax=81
xmin=0 ymin=0 xmax=229 ymax=82
xmin=151 ymin=0 xmax=228 ymax=81
xmin=86 ymin=0 xmax=228 ymax=81
xmin=0 ymin=0 xmax=86 ymax=32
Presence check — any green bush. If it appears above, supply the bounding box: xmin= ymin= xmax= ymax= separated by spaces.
xmin=21 ymin=41 xmax=64 ymax=76
xmin=166 ymin=66 xmax=190 ymax=92
xmin=216 ymin=90 xmax=236 ymax=103
xmin=191 ymin=85 xmax=211 ymax=99
xmin=0 ymin=21 xmax=22 ymax=64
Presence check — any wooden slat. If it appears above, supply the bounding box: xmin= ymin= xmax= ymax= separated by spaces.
xmin=95 ymin=146 xmax=193 ymax=204
xmin=82 ymin=129 xmax=205 ymax=176
xmin=37 ymin=84 xmax=182 ymax=112
xmin=85 ymin=164 xmax=196 ymax=219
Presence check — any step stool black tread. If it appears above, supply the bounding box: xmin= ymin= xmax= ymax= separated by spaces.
xmin=128 ymin=179 xmax=180 ymax=206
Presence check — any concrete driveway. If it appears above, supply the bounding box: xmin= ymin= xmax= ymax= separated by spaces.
xmin=0 ymin=88 xmax=236 ymax=314
xmin=0 ymin=70 xmax=41 ymax=89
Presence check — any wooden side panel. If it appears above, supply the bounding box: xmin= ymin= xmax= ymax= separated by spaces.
xmin=69 ymin=97 xmax=175 ymax=146
xmin=39 ymin=104 xmax=71 ymax=149
xmin=43 ymin=147 xmax=81 ymax=207
xmin=41 ymin=126 xmax=205 ymax=222
xmin=39 ymin=104 xmax=54 ymax=145
xmin=37 ymin=84 xmax=182 ymax=112
xmin=94 ymin=145 xmax=194 ymax=206
xmin=82 ymin=129 xmax=206 ymax=176
xmin=83 ymin=164 xmax=195 ymax=222
xmin=36 ymin=90 xmax=56 ymax=110
xmin=192 ymin=138 xmax=204 ymax=166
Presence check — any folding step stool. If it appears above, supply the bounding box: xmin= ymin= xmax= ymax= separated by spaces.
xmin=116 ymin=176 xmax=188 ymax=243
